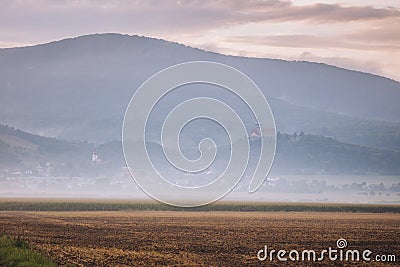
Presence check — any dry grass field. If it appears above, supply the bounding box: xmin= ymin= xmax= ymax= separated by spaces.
xmin=0 ymin=210 xmax=399 ymax=266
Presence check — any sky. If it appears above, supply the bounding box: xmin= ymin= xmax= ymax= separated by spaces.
xmin=1 ymin=0 xmax=399 ymax=81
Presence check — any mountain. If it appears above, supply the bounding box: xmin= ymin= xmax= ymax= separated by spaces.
xmin=0 ymin=33 xmax=399 ymax=151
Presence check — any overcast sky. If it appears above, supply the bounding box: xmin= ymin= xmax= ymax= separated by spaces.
xmin=1 ymin=0 xmax=399 ymax=81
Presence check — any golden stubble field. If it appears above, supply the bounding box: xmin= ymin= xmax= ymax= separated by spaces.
xmin=0 ymin=211 xmax=399 ymax=266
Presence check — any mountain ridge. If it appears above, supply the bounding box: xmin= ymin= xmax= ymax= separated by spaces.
xmin=1 ymin=123 xmax=400 ymax=176
xmin=1 ymin=33 xmax=398 ymax=83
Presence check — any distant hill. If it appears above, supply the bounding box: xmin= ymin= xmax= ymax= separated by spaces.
xmin=0 ymin=33 xmax=399 ymax=151
xmin=1 ymin=124 xmax=399 ymax=176
xmin=0 ymin=124 xmax=94 ymax=175
xmin=272 ymin=133 xmax=400 ymax=175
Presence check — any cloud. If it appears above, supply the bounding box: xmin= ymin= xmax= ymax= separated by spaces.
xmin=343 ymin=17 xmax=400 ymax=43
xmin=226 ymin=33 xmax=400 ymax=50
xmin=264 ymin=2 xmax=399 ymax=22
xmin=1 ymin=0 xmax=399 ymax=35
